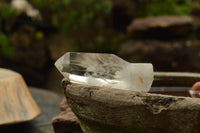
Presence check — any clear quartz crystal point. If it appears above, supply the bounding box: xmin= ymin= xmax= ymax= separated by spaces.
xmin=55 ymin=52 xmax=153 ymax=92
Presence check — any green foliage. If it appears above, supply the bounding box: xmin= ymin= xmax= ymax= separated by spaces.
xmin=0 ymin=3 xmax=17 ymax=19
xmin=0 ymin=3 xmax=17 ymax=58
xmin=30 ymin=0 xmax=123 ymax=52
xmin=49 ymin=0 xmax=113 ymax=31
xmin=28 ymin=0 xmax=50 ymax=8
xmin=80 ymin=29 xmax=125 ymax=52
xmin=137 ymin=0 xmax=192 ymax=17
xmin=191 ymin=1 xmax=200 ymax=9
xmin=0 ymin=33 xmax=15 ymax=57
xmin=29 ymin=0 xmax=113 ymax=31
xmin=35 ymin=31 xmax=44 ymax=40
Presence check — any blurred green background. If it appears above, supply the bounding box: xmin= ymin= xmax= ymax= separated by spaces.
xmin=1 ymin=0 xmax=200 ymax=92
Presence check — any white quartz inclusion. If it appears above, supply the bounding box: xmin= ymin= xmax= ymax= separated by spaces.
xmin=55 ymin=52 xmax=154 ymax=92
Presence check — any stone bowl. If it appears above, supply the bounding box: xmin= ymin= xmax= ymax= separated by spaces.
xmin=64 ymin=83 xmax=200 ymax=133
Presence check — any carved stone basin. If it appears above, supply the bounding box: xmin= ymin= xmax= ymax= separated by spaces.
xmin=64 ymin=83 xmax=200 ymax=133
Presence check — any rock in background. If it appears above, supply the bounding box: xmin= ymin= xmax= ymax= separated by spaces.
xmin=119 ymin=15 xmax=200 ymax=72
xmin=127 ymin=16 xmax=194 ymax=39
xmin=119 ymin=40 xmax=200 ymax=72
xmin=52 ymin=98 xmax=83 ymax=133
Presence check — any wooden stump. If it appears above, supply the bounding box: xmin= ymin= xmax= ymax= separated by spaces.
xmin=0 ymin=68 xmax=40 ymax=125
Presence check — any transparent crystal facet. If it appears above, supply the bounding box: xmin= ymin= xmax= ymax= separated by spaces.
xmin=55 ymin=52 xmax=154 ymax=92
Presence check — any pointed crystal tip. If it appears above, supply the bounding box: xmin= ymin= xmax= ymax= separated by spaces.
xmin=55 ymin=52 xmax=154 ymax=92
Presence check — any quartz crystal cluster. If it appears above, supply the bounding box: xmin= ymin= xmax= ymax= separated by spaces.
xmin=55 ymin=52 xmax=153 ymax=92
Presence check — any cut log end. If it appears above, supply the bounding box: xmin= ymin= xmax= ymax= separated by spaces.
xmin=0 ymin=68 xmax=40 ymax=125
